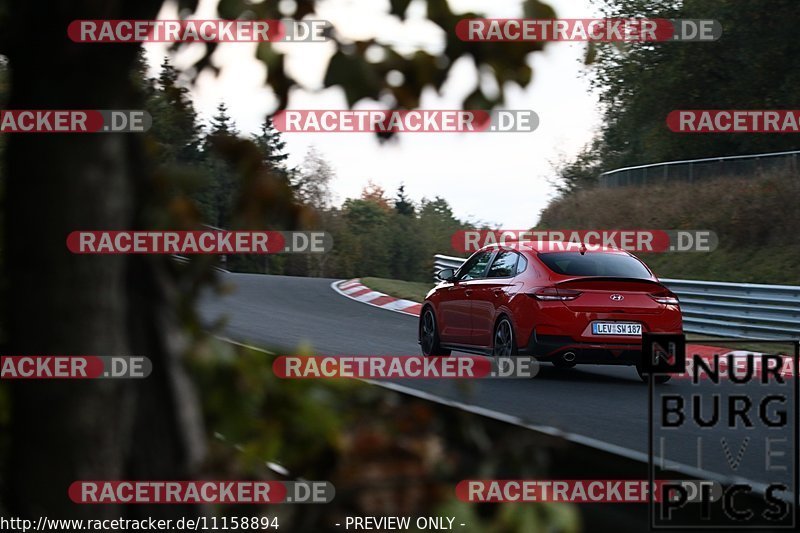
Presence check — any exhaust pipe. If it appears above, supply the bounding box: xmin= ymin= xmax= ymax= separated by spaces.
xmin=563 ymin=352 xmax=576 ymax=362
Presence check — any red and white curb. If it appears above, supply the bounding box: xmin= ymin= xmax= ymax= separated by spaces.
xmin=331 ymin=279 xmax=423 ymax=317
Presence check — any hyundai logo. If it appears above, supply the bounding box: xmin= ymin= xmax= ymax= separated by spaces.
xmin=610 ymin=294 xmax=624 ymax=301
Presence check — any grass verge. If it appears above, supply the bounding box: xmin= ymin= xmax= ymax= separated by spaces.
xmin=360 ymin=277 xmax=433 ymax=303
xmin=539 ymin=170 xmax=800 ymax=285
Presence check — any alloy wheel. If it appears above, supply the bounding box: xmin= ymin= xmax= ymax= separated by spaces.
xmin=493 ymin=318 xmax=514 ymax=357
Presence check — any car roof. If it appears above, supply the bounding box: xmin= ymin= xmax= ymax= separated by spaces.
xmin=479 ymin=240 xmax=630 ymax=255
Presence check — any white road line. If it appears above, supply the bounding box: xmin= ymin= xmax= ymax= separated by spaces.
xmin=215 ymin=333 xmax=786 ymax=498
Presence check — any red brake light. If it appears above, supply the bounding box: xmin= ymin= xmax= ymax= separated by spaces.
xmin=650 ymin=290 xmax=679 ymax=305
xmin=532 ymin=287 xmax=582 ymax=301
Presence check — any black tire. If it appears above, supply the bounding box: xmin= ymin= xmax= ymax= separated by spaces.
xmin=492 ymin=317 xmax=518 ymax=357
xmin=636 ymin=364 xmax=672 ymax=384
xmin=420 ymin=308 xmax=451 ymax=357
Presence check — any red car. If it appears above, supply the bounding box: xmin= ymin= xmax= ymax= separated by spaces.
xmin=419 ymin=241 xmax=682 ymax=382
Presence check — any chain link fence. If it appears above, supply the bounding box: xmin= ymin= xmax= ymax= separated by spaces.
xmin=599 ymin=149 xmax=800 ymax=187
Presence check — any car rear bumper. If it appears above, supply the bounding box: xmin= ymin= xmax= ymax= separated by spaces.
xmin=523 ymin=333 xmax=644 ymax=365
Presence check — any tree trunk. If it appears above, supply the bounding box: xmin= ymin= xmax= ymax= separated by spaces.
xmin=3 ymin=1 xmax=205 ymax=519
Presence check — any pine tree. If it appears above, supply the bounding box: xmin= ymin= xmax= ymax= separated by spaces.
xmin=251 ymin=117 xmax=289 ymax=169
xmin=202 ymin=103 xmax=240 ymax=227
xmin=149 ymin=57 xmax=203 ymax=165
xmin=394 ymin=184 xmax=415 ymax=216
xmin=207 ymin=102 xmax=239 ymax=139
xmin=140 ymin=56 xmax=212 ymax=226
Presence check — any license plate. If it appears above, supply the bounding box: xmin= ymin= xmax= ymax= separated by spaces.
xmin=592 ymin=322 xmax=642 ymax=336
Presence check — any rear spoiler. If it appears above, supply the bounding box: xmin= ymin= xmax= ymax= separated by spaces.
xmin=555 ymin=276 xmax=665 ymax=286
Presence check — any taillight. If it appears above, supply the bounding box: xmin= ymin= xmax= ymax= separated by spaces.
xmin=532 ymin=287 xmax=582 ymax=301
xmin=650 ymin=290 xmax=679 ymax=305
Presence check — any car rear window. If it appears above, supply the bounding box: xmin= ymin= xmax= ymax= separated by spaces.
xmin=538 ymin=252 xmax=652 ymax=279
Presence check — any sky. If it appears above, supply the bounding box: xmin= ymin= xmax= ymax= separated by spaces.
xmin=145 ymin=0 xmax=602 ymax=229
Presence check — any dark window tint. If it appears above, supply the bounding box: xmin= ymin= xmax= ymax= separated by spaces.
xmin=487 ymin=251 xmax=518 ymax=278
xmin=538 ymin=252 xmax=651 ymax=279
xmin=458 ymin=251 xmax=493 ymax=281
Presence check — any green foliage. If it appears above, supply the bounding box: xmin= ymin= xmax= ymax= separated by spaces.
xmin=202 ymin=103 xmax=239 ymax=228
xmin=558 ymin=0 xmax=800 ymax=193
xmin=539 ymin=169 xmax=800 ymax=284
xmin=188 ymin=339 xmax=349 ymax=475
xmin=177 ymin=0 xmax=554 ymax=115
xmin=338 ymin=198 xmax=394 ymax=278
xmin=140 ymin=63 xmax=472 ymax=281
xmin=251 ymin=117 xmax=289 ymax=169
xmin=127 ymin=48 xmax=528 ymax=286
xmin=148 ymin=56 xmax=203 ymax=165
xmin=188 ymin=338 xmax=580 ymax=531
xmin=394 ymin=184 xmax=415 ymax=216
xmin=141 ymin=62 xmax=299 ymax=240
xmin=313 ymin=189 xmax=469 ymax=282
xmin=0 ymin=0 xmax=560 ymax=525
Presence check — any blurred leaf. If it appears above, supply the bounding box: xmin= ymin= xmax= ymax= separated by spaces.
xmin=176 ymin=0 xmax=200 ymax=13
xmin=324 ymin=48 xmax=383 ymax=107
xmin=463 ymin=88 xmax=494 ymax=111
xmin=523 ymin=0 xmax=557 ymax=19
xmin=295 ymin=0 xmax=316 ymax=19
xmin=389 ymin=0 xmax=414 ymax=19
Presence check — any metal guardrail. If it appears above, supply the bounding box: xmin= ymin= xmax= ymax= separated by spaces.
xmin=598 ymin=149 xmax=800 ymax=188
xmin=433 ymin=254 xmax=466 ymax=274
xmin=658 ymin=278 xmax=800 ymax=339
xmin=433 ymin=254 xmax=800 ymax=339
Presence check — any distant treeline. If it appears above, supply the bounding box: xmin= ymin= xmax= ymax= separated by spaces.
xmin=139 ymin=54 xmax=474 ymax=282
xmin=556 ymin=0 xmax=800 ymax=194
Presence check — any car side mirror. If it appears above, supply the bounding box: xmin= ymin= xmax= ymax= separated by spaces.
xmin=436 ymin=268 xmax=456 ymax=282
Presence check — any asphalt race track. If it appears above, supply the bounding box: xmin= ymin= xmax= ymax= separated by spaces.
xmin=199 ymin=273 xmax=796 ymax=494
